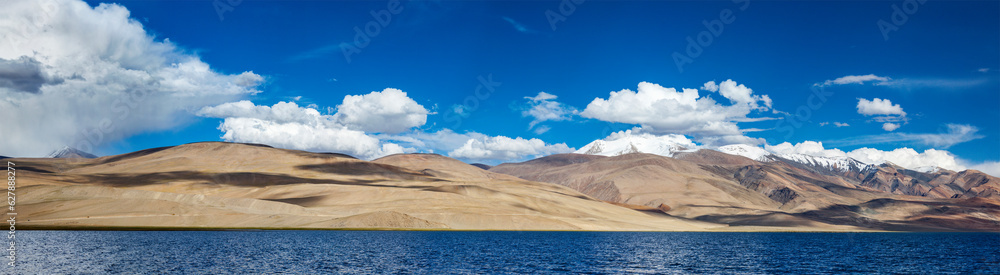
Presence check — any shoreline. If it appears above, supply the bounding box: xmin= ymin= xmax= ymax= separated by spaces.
xmin=23 ymin=225 xmax=994 ymax=233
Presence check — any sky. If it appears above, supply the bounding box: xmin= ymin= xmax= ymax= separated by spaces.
xmin=1 ymin=0 xmax=998 ymax=174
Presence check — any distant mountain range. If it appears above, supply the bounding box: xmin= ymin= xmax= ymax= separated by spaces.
xmin=12 ymin=141 xmax=1000 ymax=231
xmin=490 ymin=146 xmax=999 ymax=231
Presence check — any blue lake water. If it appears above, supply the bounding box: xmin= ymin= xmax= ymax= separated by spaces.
xmin=9 ymin=231 xmax=1000 ymax=274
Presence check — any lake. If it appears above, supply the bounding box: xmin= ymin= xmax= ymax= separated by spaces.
xmin=11 ymin=231 xmax=1000 ymax=274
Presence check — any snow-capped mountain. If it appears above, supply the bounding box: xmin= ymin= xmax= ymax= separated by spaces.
xmin=580 ymin=138 xmax=942 ymax=176
xmin=715 ymin=144 xmax=774 ymax=162
xmin=575 ymin=131 xmax=697 ymax=157
xmin=775 ymin=153 xmax=874 ymax=174
xmin=46 ymin=146 xmax=98 ymax=159
xmin=714 ymin=144 xmax=875 ymax=174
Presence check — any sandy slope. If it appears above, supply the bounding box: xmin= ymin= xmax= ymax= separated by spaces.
xmin=15 ymin=142 xmax=742 ymax=231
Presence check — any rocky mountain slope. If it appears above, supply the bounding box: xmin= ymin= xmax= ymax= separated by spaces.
xmin=491 ymin=150 xmax=1000 ymax=231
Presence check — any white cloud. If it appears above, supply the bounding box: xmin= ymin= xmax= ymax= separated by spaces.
xmin=381 ymin=129 xmax=573 ymax=162
xmin=711 ymin=79 xmax=772 ymax=110
xmin=826 ymin=124 xmax=982 ymax=149
xmin=448 ymin=135 xmax=573 ymax=161
xmin=199 ymin=88 xmax=430 ymax=159
xmin=766 ymin=141 xmax=847 ymax=159
xmin=700 ymin=81 xmax=719 ymax=92
xmin=215 ymin=117 xmax=409 ymax=160
xmin=698 ymin=134 xmax=766 ymax=147
xmin=198 ymin=100 xmax=415 ymax=159
xmin=978 ymin=68 xmax=990 ymax=73
xmin=580 ymin=80 xmax=772 ymax=138
xmin=521 ymin=91 xmax=576 ymax=129
xmin=876 ymin=78 xmax=989 ymax=89
xmin=969 ymin=161 xmax=1000 ymax=177
xmin=819 ymin=74 xmax=987 ymax=90
xmin=834 ymin=122 xmax=850 ymax=127
xmin=819 ymin=74 xmax=891 ymax=86
xmin=331 ymin=88 xmax=429 ymax=134
xmin=199 ymin=101 xmax=322 ymax=125
xmin=857 ymin=98 xmax=906 ymax=117
xmin=0 ymin=0 xmax=263 ymax=156
xmin=533 ymin=125 xmax=551 ymax=135
xmin=857 ymin=98 xmax=907 ymax=131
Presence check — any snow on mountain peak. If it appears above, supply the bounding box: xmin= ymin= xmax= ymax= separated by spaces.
xmin=777 ymin=153 xmax=872 ymax=173
xmin=46 ymin=146 xmax=98 ymax=159
xmin=715 ymin=144 xmax=773 ymax=162
xmin=575 ymin=130 xmax=697 ymax=157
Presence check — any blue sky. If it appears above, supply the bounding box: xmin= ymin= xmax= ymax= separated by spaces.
xmin=1 ymin=0 xmax=997 ymax=170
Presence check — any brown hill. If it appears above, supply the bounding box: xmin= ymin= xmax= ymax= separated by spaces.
xmin=16 ymin=142 xmax=726 ymax=231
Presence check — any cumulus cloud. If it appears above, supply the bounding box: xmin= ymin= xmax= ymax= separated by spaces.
xmin=580 ymin=80 xmax=772 ymax=139
xmin=199 ymin=101 xmax=322 ymax=125
xmin=520 ymin=92 xmax=576 ymax=130
xmin=818 ymin=74 xmax=891 ymax=86
xmin=448 ymin=135 xmax=573 ymax=161
xmin=214 ymin=117 xmax=409 ymax=160
xmin=857 ymin=98 xmax=907 ymax=131
xmin=199 ymin=95 xmax=570 ymax=162
xmin=198 ymin=88 xmax=431 ymax=159
xmin=857 ymin=98 xmax=906 ymax=117
xmin=331 ymin=88 xmax=429 ymax=134
xmin=0 ymin=0 xmax=263 ymax=156
xmin=708 ymin=80 xmax=772 ymax=111
xmin=383 ymin=129 xmax=574 ymax=162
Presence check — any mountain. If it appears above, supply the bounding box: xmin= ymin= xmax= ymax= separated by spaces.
xmin=17 ymin=141 xmax=998 ymax=231
xmin=492 ymin=150 xmax=1000 ymax=231
xmin=716 ymin=144 xmax=773 ymax=162
xmin=15 ymin=142 xmax=722 ymax=231
xmin=491 ymin=152 xmax=792 ymax=219
xmin=45 ymin=146 xmax=98 ymax=158
xmin=575 ymin=132 xmax=696 ymax=157
xmin=469 ymin=163 xmax=492 ymax=170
